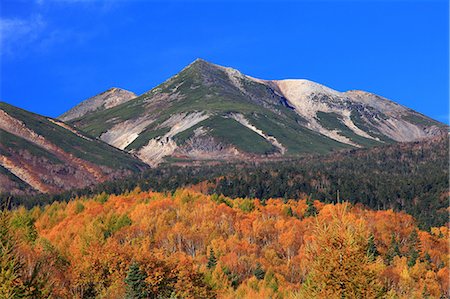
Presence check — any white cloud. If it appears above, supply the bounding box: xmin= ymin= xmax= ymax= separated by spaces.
xmin=0 ymin=13 xmax=98 ymax=59
xmin=0 ymin=14 xmax=46 ymax=54
xmin=1 ymin=0 xmax=119 ymax=59
xmin=36 ymin=0 xmax=120 ymax=11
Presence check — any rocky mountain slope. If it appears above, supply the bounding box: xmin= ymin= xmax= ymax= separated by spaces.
xmin=0 ymin=102 xmax=148 ymax=195
xmin=59 ymin=87 xmax=137 ymax=122
xmin=62 ymin=59 xmax=446 ymax=166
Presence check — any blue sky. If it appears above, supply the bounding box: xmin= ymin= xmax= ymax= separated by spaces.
xmin=1 ymin=0 xmax=449 ymax=123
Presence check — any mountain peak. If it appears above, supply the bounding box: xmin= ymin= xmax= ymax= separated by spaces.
xmin=101 ymin=87 xmax=134 ymax=96
xmin=193 ymin=57 xmax=206 ymax=63
xmin=183 ymin=58 xmax=221 ymax=71
xmin=181 ymin=59 xmax=251 ymax=83
xmin=191 ymin=57 xmax=212 ymax=65
xmin=59 ymin=87 xmax=137 ymax=122
xmin=107 ymin=87 xmax=126 ymax=93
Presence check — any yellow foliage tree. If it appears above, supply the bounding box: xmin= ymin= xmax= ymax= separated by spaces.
xmin=299 ymin=204 xmax=384 ymax=299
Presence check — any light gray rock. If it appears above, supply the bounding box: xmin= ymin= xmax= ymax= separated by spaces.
xmin=59 ymin=87 xmax=137 ymax=121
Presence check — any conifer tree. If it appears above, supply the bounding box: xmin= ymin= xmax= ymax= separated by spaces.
xmin=207 ymin=248 xmax=217 ymax=269
xmin=284 ymin=206 xmax=294 ymax=217
xmin=407 ymin=229 xmax=420 ymax=267
xmin=125 ymin=262 xmax=148 ymax=299
xmin=423 ymin=252 xmax=432 ymax=266
xmin=264 ymin=269 xmax=279 ymax=293
xmin=253 ymin=263 xmax=265 ymax=280
xmin=0 ymin=209 xmax=48 ymax=298
xmin=304 ymin=197 xmax=318 ymax=217
xmin=386 ymin=234 xmax=401 ymax=264
xmin=366 ymin=233 xmax=379 ymax=262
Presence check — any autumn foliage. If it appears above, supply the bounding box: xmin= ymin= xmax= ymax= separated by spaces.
xmin=2 ymin=188 xmax=449 ymax=298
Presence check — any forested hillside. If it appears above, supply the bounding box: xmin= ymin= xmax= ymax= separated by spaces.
xmin=209 ymin=135 xmax=449 ymax=229
xmin=4 ymin=135 xmax=448 ymax=229
xmin=2 ymin=189 xmax=448 ymax=298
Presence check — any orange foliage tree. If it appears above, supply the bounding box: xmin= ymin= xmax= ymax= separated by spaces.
xmin=4 ymin=188 xmax=448 ymax=298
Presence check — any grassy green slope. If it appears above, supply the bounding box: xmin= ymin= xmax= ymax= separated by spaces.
xmin=316 ymin=111 xmax=382 ymax=147
xmin=173 ymin=115 xmax=276 ymax=154
xmin=0 ymin=102 xmax=147 ymax=172
xmin=349 ymin=111 xmax=395 ymax=143
xmin=401 ymin=113 xmax=448 ymax=128
xmin=248 ymin=113 xmax=350 ymax=154
xmin=169 ymin=61 xmax=349 ymax=154
xmin=0 ymin=129 xmax=63 ymax=164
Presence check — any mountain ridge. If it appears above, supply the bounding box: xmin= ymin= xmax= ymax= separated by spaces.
xmin=0 ymin=102 xmax=148 ymax=195
xmin=60 ymin=59 xmax=445 ymax=166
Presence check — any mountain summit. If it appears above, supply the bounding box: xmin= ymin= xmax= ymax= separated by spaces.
xmin=61 ymin=59 xmax=446 ymax=166
xmin=59 ymin=87 xmax=137 ymax=122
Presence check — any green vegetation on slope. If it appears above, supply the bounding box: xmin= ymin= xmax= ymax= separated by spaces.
xmin=316 ymin=111 xmax=382 ymax=147
xmin=0 ymin=102 xmax=147 ymax=172
xmin=69 ymin=100 xmax=146 ymax=137
xmin=247 ymin=113 xmax=350 ymax=154
xmin=349 ymin=111 xmax=394 ymax=143
xmin=173 ymin=115 xmax=276 ymax=154
xmin=210 ymin=135 xmax=449 ymax=229
xmin=402 ymin=113 xmax=447 ymax=128
xmin=0 ymin=129 xmax=62 ymax=164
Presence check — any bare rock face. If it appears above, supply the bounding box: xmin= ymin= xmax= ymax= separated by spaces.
xmin=59 ymin=87 xmax=137 ymax=121
xmin=270 ymin=80 xmax=444 ymax=144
